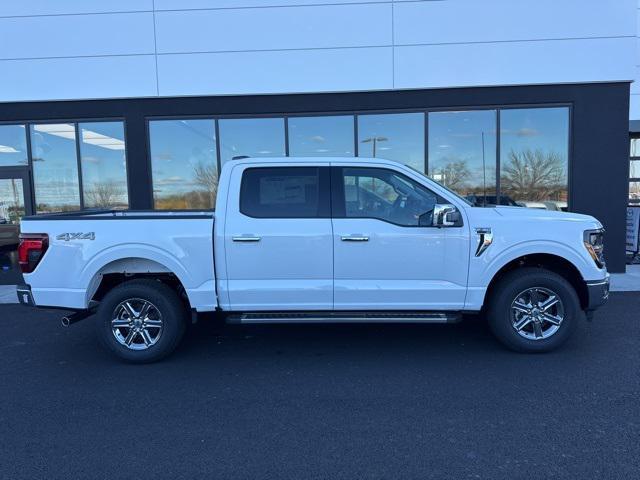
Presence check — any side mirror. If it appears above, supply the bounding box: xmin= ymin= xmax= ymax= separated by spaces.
xmin=433 ymin=204 xmax=462 ymax=227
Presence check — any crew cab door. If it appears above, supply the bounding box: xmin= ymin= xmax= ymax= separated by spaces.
xmin=331 ymin=165 xmax=469 ymax=310
xmin=223 ymin=164 xmax=333 ymax=310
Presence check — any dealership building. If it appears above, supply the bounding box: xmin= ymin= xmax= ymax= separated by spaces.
xmin=0 ymin=1 xmax=637 ymax=272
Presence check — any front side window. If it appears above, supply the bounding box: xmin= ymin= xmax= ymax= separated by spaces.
xmin=240 ymin=167 xmax=328 ymax=218
xmin=340 ymin=167 xmax=439 ymax=227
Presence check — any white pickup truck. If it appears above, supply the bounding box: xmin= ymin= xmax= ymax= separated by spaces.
xmin=16 ymin=157 xmax=609 ymax=362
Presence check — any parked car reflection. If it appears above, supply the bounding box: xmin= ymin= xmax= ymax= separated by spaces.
xmin=465 ymin=194 xmax=521 ymax=207
xmin=0 ymin=217 xmax=19 ymax=249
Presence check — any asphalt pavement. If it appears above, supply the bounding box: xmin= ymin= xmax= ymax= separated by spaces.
xmin=0 ymin=293 xmax=638 ymax=479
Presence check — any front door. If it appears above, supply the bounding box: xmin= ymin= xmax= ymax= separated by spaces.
xmin=331 ymin=165 xmax=469 ymax=311
xmin=0 ymin=168 xmax=33 ymax=284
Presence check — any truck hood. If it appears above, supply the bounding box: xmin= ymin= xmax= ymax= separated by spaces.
xmin=466 ymin=206 xmax=602 ymax=229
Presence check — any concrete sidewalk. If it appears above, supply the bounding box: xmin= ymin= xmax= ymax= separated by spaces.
xmin=1 ymin=266 xmax=638 ymax=305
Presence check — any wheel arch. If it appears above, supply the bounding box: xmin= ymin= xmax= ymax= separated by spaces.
xmin=85 ymin=256 xmax=190 ymax=309
xmin=483 ymin=253 xmax=588 ymax=310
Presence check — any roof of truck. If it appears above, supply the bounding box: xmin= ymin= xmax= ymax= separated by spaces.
xmin=224 ymin=156 xmax=407 ymax=168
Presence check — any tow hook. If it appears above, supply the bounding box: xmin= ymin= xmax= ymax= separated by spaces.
xmin=61 ymin=304 xmax=98 ymax=327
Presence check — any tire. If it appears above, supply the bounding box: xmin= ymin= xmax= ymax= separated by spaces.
xmin=486 ymin=267 xmax=581 ymax=353
xmin=96 ymin=279 xmax=187 ymax=363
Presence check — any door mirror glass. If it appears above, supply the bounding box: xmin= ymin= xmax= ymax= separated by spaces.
xmin=433 ymin=204 xmax=462 ymax=227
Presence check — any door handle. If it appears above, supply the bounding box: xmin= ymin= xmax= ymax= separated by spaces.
xmin=341 ymin=235 xmax=369 ymax=242
xmin=232 ymin=236 xmax=261 ymax=242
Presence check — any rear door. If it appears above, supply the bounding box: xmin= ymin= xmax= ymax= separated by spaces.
xmin=223 ymin=164 xmax=333 ymax=310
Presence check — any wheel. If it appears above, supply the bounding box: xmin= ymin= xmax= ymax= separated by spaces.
xmin=96 ymin=279 xmax=187 ymax=363
xmin=486 ymin=267 xmax=581 ymax=353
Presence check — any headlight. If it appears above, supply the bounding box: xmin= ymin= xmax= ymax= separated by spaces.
xmin=583 ymin=228 xmax=605 ymax=268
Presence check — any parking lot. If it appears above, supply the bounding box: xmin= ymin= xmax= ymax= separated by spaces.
xmin=0 ymin=293 xmax=638 ymax=479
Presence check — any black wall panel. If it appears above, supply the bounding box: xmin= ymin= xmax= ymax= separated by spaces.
xmin=0 ymin=82 xmax=630 ymax=271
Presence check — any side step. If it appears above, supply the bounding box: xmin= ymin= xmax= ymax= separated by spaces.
xmin=227 ymin=311 xmax=462 ymax=324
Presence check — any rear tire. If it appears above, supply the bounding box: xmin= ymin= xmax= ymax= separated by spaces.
xmin=487 ymin=267 xmax=581 ymax=353
xmin=97 ymin=279 xmax=187 ymax=363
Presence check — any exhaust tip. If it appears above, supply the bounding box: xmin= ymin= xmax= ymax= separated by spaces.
xmin=61 ymin=317 xmax=71 ymax=327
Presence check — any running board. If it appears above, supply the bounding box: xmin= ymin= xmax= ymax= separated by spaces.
xmin=227 ymin=311 xmax=462 ymax=324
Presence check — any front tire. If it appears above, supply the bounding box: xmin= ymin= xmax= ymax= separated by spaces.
xmin=487 ymin=268 xmax=581 ymax=353
xmin=97 ymin=279 xmax=187 ymax=363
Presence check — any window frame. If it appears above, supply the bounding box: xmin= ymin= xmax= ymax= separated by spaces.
xmin=331 ymin=166 xmax=447 ymax=228
xmin=239 ymin=166 xmax=331 ymax=219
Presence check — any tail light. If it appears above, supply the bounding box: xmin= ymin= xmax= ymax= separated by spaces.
xmin=18 ymin=234 xmax=49 ymax=273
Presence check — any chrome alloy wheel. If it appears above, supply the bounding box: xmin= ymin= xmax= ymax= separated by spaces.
xmin=510 ymin=287 xmax=565 ymax=340
xmin=111 ymin=298 xmax=163 ymax=350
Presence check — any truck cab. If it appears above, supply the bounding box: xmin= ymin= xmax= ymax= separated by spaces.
xmin=17 ymin=157 xmax=609 ymax=362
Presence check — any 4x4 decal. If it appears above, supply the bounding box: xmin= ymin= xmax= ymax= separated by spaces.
xmin=56 ymin=232 xmax=95 ymax=241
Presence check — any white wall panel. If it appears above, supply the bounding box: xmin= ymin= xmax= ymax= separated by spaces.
xmin=0 ymin=13 xmax=155 ymax=59
xmin=154 ymin=0 xmax=386 ymax=10
xmin=395 ymin=0 xmax=636 ymax=45
xmin=395 ymin=37 xmax=635 ymax=90
xmin=157 ymin=47 xmax=393 ymax=96
xmin=155 ymin=4 xmax=391 ymax=54
xmin=631 ymin=94 xmax=640 ymax=119
xmin=0 ymin=1 xmax=152 ymax=17
xmin=0 ymin=56 xmax=157 ymax=102
xmin=0 ymin=0 xmax=634 ymax=104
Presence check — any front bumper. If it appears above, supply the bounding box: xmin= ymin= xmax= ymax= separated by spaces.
xmin=585 ymin=276 xmax=609 ymax=311
xmin=16 ymin=284 xmax=35 ymax=307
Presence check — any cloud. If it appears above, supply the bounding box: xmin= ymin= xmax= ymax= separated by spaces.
xmin=310 ymin=135 xmax=325 ymax=143
xmin=516 ymin=128 xmax=539 ymax=137
xmin=156 ymin=176 xmax=184 ymax=185
xmin=82 ymin=156 xmax=101 ymax=164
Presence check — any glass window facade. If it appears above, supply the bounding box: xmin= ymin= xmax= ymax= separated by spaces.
xmin=358 ymin=113 xmax=425 ymax=172
xmin=288 ymin=116 xmax=354 ymax=157
xmin=149 ymin=119 xmax=218 ymax=210
xmin=30 ymin=123 xmax=81 ymax=212
xmin=79 ymin=122 xmax=129 ymax=209
xmin=219 ymin=118 xmax=285 ymax=166
xmin=0 ymin=125 xmax=28 ymax=167
xmin=0 ymin=108 xmax=572 ymax=214
xmin=428 ymin=110 xmax=497 ymax=205
xmin=499 ymin=107 xmax=569 ymax=209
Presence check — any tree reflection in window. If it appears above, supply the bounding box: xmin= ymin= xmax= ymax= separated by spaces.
xmin=500 ymin=108 xmax=569 ymax=210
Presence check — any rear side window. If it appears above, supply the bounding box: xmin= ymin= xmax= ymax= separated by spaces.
xmin=240 ymin=167 xmax=329 ymax=218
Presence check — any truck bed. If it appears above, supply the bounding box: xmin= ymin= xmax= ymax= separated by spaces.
xmin=19 ymin=210 xmax=217 ymax=312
